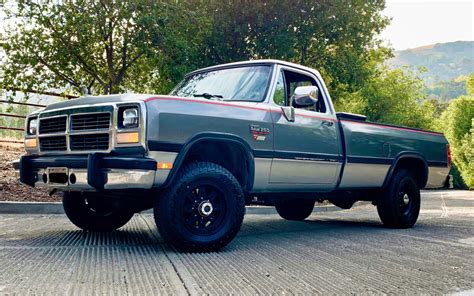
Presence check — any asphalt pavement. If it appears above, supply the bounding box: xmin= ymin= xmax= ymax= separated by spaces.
xmin=0 ymin=190 xmax=473 ymax=295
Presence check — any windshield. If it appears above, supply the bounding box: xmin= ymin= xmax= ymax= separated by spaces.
xmin=170 ymin=66 xmax=272 ymax=102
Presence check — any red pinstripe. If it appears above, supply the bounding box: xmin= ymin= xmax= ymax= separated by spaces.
xmin=340 ymin=119 xmax=444 ymax=136
xmin=144 ymin=96 xmax=337 ymax=122
xmin=145 ymin=95 xmax=441 ymax=136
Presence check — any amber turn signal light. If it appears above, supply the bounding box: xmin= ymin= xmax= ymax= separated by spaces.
xmin=116 ymin=132 xmax=139 ymax=144
xmin=24 ymin=138 xmax=37 ymax=148
xmin=157 ymin=162 xmax=173 ymax=170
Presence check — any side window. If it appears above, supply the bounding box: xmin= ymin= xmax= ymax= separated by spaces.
xmin=273 ymin=70 xmax=286 ymax=106
xmin=284 ymin=70 xmax=326 ymax=113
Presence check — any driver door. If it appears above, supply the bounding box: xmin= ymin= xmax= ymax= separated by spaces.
xmin=269 ymin=67 xmax=342 ymax=190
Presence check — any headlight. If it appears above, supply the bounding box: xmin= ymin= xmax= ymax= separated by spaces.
xmin=119 ymin=107 xmax=139 ymax=128
xmin=27 ymin=118 xmax=38 ymax=135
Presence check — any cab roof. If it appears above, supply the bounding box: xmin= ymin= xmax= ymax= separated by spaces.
xmin=186 ymin=59 xmax=322 ymax=78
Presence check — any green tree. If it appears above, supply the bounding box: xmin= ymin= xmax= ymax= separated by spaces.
xmin=1 ymin=0 xmax=208 ymax=95
xmin=335 ymin=67 xmax=436 ymax=129
xmin=425 ymin=79 xmax=467 ymax=102
xmin=467 ymin=73 xmax=474 ymax=96
xmin=2 ymin=0 xmax=390 ymax=99
xmin=203 ymin=0 xmax=391 ymax=101
xmin=438 ymin=95 xmax=474 ymax=188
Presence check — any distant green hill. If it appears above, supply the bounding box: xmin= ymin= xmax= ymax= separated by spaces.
xmin=387 ymin=41 xmax=473 ymax=101
xmin=388 ymin=41 xmax=474 ymax=84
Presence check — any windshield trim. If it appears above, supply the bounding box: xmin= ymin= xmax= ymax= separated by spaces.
xmin=170 ymin=64 xmax=275 ymax=103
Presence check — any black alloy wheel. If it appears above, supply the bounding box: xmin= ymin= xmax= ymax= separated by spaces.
xmin=154 ymin=162 xmax=245 ymax=252
xmin=377 ymin=169 xmax=421 ymax=228
xmin=181 ymin=183 xmax=227 ymax=236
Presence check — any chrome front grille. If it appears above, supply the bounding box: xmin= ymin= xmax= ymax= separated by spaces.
xmin=39 ymin=116 xmax=67 ymax=134
xmin=70 ymin=134 xmax=109 ymax=151
xmin=39 ymin=136 xmax=67 ymax=151
xmin=38 ymin=111 xmax=112 ymax=153
xmin=71 ymin=113 xmax=110 ymax=131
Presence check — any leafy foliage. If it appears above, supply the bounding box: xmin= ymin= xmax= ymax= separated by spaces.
xmin=203 ymin=0 xmax=391 ymax=99
xmin=1 ymin=1 xmax=208 ymax=95
xmin=425 ymin=78 xmax=467 ymax=102
xmin=1 ymin=0 xmax=390 ymax=99
xmin=437 ymin=94 xmax=474 ymax=188
xmin=335 ymin=67 xmax=436 ymax=129
xmin=467 ymin=73 xmax=474 ymax=96
xmin=387 ymin=41 xmax=474 ymax=103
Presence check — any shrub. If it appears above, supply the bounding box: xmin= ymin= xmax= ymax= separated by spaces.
xmin=439 ymin=96 xmax=474 ymax=189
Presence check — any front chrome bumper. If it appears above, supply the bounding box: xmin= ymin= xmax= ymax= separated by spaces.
xmin=33 ymin=168 xmax=155 ymax=191
xmin=18 ymin=153 xmax=157 ymax=191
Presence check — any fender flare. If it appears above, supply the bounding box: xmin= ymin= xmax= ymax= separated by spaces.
xmin=159 ymin=132 xmax=255 ymax=191
xmin=382 ymin=152 xmax=429 ymax=188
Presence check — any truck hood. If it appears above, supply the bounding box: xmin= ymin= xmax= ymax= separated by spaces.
xmin=42 ymin=93 xmax=154 ymax=112
xmin=39 ymin=93 xmax=263 ymax=114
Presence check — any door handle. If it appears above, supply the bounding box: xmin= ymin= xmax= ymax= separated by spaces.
xmin=322 ymin=120 xmax=334 ymax=127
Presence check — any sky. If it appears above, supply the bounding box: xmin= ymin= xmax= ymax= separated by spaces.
xmin=381 ymin=0 xmax=474 ymax=50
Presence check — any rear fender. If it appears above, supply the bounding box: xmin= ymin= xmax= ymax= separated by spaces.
xmin=382 ymin=152 xmax=429 ymax=189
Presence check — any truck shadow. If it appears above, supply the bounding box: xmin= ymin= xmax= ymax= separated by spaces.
xmin=238 ymin=216 xmax=386 ymax=238
xmin=0 ymin=213 xmax=435 ymax=252
xmin=228 ymin=216 xmax=437 ymax=253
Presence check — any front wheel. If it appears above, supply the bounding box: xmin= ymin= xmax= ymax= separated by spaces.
xmin=154 ymin=162 xmax=245 ymax=252
xmin=63 ymin=192 xmax=134 ymax=231
xmin=275 ymin=198 xmax=315 ymax=221
xmin=377 ymin=169 xmax=421 ymax=228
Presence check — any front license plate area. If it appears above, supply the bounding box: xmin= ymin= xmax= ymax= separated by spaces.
xmin=47 ymin=167 xmax=69 ymax=186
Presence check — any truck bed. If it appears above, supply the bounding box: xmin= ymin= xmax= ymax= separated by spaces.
xmin=337 ymin=117 xmax=449 ymax=189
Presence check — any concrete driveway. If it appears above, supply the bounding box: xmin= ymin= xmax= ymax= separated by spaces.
xmin=0 ymin=190 xmax=473 ymax=295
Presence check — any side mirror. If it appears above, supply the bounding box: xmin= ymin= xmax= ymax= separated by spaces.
xmin=292 ymin=86 xmax=319 ymax=107
xmin=281 ymin=106 xmax=295 ymax=122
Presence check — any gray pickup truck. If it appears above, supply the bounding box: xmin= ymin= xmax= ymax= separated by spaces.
xmin=19 ymin=60 xmax=450 ymax=251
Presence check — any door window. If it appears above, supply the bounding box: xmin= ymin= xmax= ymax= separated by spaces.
xmin=273 ymin=69 xmax=326 ymax=113
xmin=273 ymin=70 xmax=286 ymax=106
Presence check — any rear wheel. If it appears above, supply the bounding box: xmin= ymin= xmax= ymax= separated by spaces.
xmin=377 ymin=169 xmax=421 ymax=228
xmin=63 ymin=192 xmax=134 ymax=231
xmin=154 ymin=162 xmax=245 ymax=252
xmin=275 ymin=199 xmax=315 ymax=221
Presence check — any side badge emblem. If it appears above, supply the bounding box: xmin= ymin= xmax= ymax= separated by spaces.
xmin=250 ymin=124 xmax=270 ymax=141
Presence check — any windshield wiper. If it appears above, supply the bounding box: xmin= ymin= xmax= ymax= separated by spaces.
xmin=193 ymin=93 xmax=224 ymax=101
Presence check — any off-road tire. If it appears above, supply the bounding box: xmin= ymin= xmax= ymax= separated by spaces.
xmin=275 ymin=198 xmax=315 ymax=221
xmin=377 ymin=169 xmax=421 ymax=228
xmin=63 ymin=192 xmax=134 ymax=231
xmin=154 ymin=162 xmax=245 ymax=252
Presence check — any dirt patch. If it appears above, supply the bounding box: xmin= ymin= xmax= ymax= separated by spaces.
xmin=0 ymin=143 xmax=60 ymax=202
